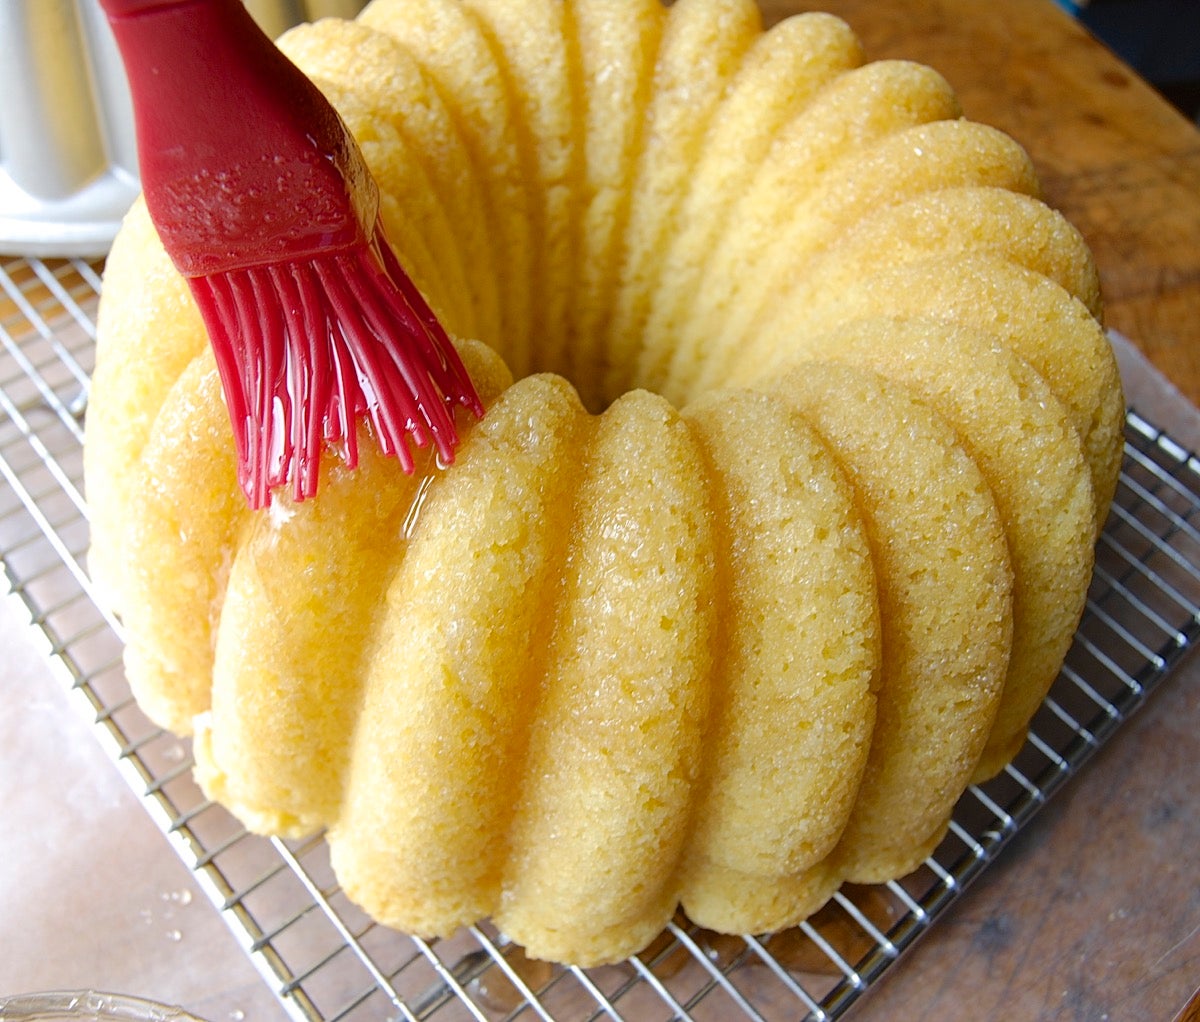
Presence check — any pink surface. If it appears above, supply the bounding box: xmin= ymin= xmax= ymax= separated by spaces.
xmin=0 ymin=589 xmax=285 ymax=1020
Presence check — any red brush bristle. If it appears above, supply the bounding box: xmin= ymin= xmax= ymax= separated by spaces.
xmin=190 ymin=214 xmax=483 ymax=509
xmin=101 ymin=0 xmax=485 ymax=510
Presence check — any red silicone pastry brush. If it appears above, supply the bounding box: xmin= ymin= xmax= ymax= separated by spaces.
xmin=99 ymin=0 xmax=484 ymax=508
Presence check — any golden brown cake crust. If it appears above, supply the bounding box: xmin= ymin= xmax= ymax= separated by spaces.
xmin=85 ymin=0 xmax=1122 ymax=966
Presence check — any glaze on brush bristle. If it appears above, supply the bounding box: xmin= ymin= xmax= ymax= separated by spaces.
xmin=191 ymin=217 xmax=482 ymax=508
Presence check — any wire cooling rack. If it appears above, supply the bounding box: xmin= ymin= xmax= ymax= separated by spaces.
xmin=2 ymin=252 xmax=1199 ymax=1022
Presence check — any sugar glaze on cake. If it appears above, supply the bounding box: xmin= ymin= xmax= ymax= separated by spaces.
xmin=84 ymin=0 xmax=1123 ymax=966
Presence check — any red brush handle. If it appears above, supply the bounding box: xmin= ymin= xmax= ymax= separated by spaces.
xmin=100 ymin=0 xmax=378 ymax=276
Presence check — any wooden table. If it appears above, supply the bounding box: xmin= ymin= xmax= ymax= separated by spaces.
xmin=760 ymin=2 xmax=1200 ymax=1019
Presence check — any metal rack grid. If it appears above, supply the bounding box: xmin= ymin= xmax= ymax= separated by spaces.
xmin=2 ymin=251 xmax=1198 ymax=1022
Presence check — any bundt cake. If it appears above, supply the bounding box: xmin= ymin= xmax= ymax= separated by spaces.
xmin=83 ymin=0 xmax=1124 ymax=967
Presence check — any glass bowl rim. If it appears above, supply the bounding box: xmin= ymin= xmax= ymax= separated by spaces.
xmin=0 ymin=991 xmax=207 ymax=1022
